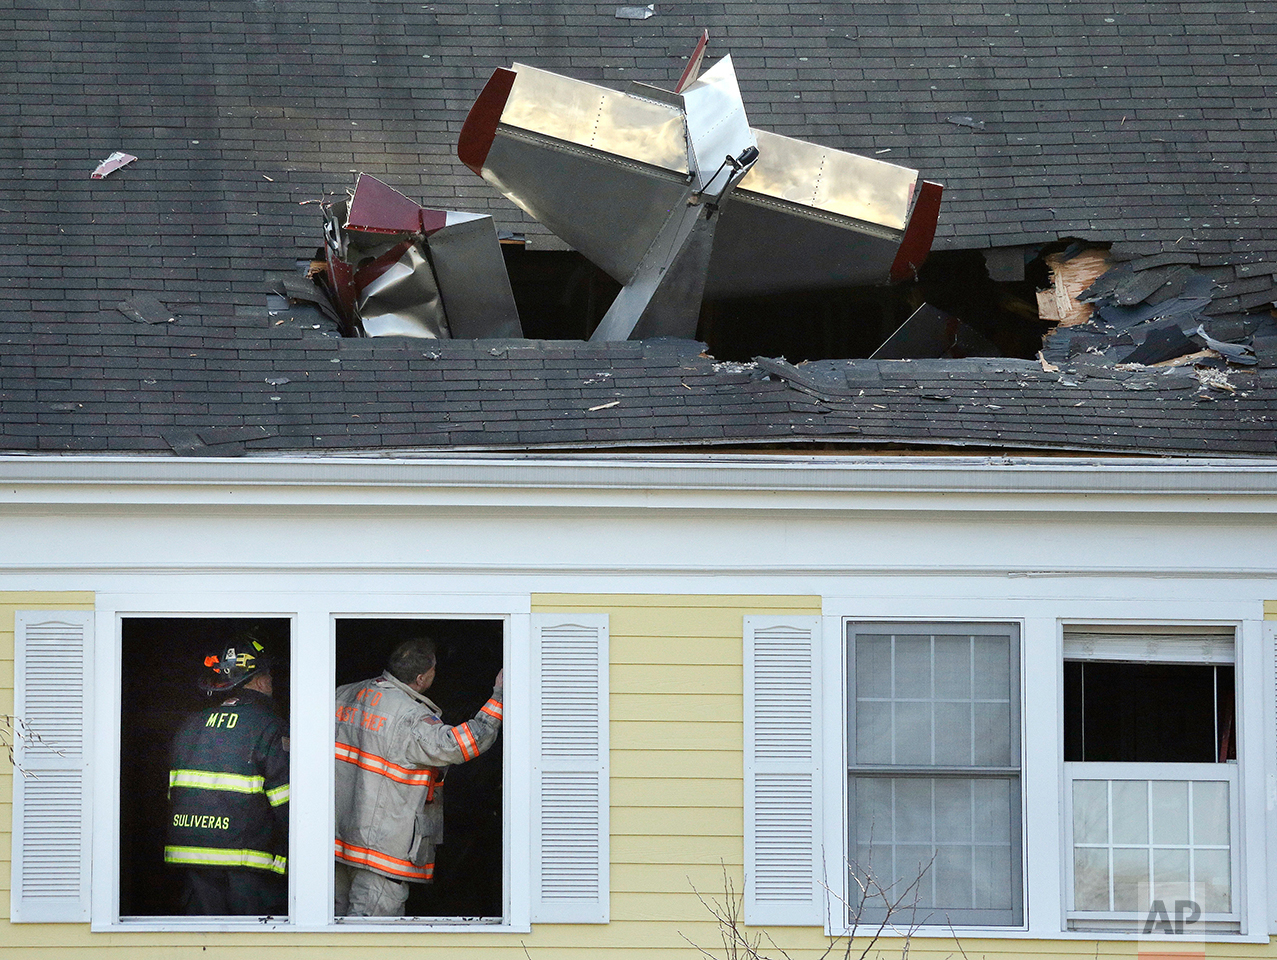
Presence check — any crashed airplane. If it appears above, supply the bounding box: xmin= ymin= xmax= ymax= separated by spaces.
xmin=319 ymin=34 xmax=943 ymax=342
xmin=460 ymin=32 xmax=942 ymax=341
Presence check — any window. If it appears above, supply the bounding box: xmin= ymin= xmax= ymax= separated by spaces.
xmin=333 ymin=617 xmax=504 ymax=921
xmin=1063 ymin=626 xmax=1239 ymax=932
xmin=64 ymin=604 xmax=610 ymax=931
xmin=118 ymin=617 xmax=292 ymax=918
xmin=847 ymin=622 xmax=1023 ymax=926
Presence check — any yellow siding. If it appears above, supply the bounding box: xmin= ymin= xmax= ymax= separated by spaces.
xmin=1266 ymin=599 xmax=1277 ymax=619
xmin=4 ymin=590 xmax=1274 ymax=956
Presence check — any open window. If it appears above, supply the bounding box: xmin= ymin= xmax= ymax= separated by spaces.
xmin=333 ymin=617 xmax=504 ymax=922
xmin=1063 ymin=626 xmax=1239 ymax=933
xmin=846 ymin=622 xmax=1023 ymax=927
xmin=117 ymin=617 xmax=291 ymax=919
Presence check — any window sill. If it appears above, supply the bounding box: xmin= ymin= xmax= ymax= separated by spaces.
xmin=97 ymin=917 xmax=530 ymax=934
xmin=828 ymin=923 xmax=1264 ymax=943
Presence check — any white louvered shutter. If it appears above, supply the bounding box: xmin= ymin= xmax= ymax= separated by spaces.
xmin=11 ymin=611 xmax=93 ymax=923
xmin=1266 ymin=620 xmax=1277 ymax=933
xmin=531 ymin=614 xmax=609 ymax=923
xmin=745 ymin=615 xmax=822 ymax=925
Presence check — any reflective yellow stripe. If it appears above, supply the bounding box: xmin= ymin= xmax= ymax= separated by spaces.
xmin=266 ymin=783 xmax=289 ymax=807
xmin=170 ymin=769 xmax=266 ymax=794
xmin=164 ymin=845 xmax=287 ymax=875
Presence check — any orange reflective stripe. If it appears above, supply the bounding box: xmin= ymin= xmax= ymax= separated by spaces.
xmin=454 ymin=723 xmax=479 ymax=760
xmin=334 ymin=838 xmax=434 ymax=881
xmin=335 ymin=742 xmax=435 ymax=786
xmin=479 ymin=698 xmax=502 ymax=721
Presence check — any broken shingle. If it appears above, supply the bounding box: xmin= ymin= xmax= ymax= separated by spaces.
xmin=118 ymin=295 xmax=176 ymax=325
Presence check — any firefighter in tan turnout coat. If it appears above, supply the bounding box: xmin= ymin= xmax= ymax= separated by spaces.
xmin=334 ymin=637 xmax=503 ymax=917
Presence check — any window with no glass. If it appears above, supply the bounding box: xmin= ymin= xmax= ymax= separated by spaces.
xmin=119 ymin=617 xmax=292 ymax=919
xmin=847 ymin=622 xmax=1023 ymax=927
xmin=334 ymin=618 xmax=505 ymax=922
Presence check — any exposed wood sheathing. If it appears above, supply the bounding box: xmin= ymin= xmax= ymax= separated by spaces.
xmin=1036 ymin=249 xmax=1112 ymax=327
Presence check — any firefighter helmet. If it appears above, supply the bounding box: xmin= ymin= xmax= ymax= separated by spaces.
xmin=199 ymin=633 xmax=273 ymax=695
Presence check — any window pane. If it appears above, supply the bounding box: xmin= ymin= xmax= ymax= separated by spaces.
xmin=933 ymin=779 xmax=972 ymax=843
xmin=972 ymin=702 xmax=1010 ymax=766
xmin=1069 ymin=775 xmax=1233 ymax=918
xmin=852 ymin=776 xmax=1017 ymax=916
xmin=1072 ymin=780 xmax=1108 ymax=844
xmin=893 ymin=635 xmax=931 ymax=698
xmin=934 ymin=701 xmax=972 ymax=765
xmin=856 ymin=700 xmax=892 ymax=764
xmin=972 ymin=635 xmax=1010 ymax=699
xmin=1152 ymin=847 xmax=1190 ymax=896
xmin=1196 ymin=848 xmax=1231 ymax=913
xmin=973 ymin=779 xmax=1012 ymax=843
xmin=1112 ymin=847 xmax=1149 ymax=912
xmin=1192 ymin=780 xmax=1229 ymax=846
xmin=972 ymin=843 xmax=1014 ymax=910
xmin=1111 ymin=780 xmax=1148 ymax=845
xmin=894 ymin=779 xmax=933 ymax=843
xmin=894 ymin=702 xmax=931 ymax=764
xmin=1150 ymin=780 xmax=1189 ymax=845
xmin=935 ymin=844 xmax=974 ymax=908
xmin=933 ymin=635 xmax=972 ymax=699
xmin=856 ymin=636 xmax=891 ymax=698
xmin=854 ymin=777 xmax=894 ymax=843
xmin=1073 ymin=846 xmax=1110 ymax=911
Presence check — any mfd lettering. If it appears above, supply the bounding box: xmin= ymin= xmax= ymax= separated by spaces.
xmin=205 ymin=711 xmax=239 ymax=729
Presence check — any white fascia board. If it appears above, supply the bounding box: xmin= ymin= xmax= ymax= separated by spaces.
xmin=3 ymin=453 xmax=1277 ymax=514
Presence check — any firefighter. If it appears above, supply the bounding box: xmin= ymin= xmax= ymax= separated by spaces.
xmin=334 ymin=637 xmax=503 ymax=917
xmin=165 ymin=632 xmax=289 ymax=916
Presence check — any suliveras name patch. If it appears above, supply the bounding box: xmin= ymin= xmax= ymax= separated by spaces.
xmin=172 ymin=814 xmax=230 ymax=830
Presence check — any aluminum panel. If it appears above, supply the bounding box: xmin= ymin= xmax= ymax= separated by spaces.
xmin=682 ymin=56 xmax=755 ymax=193
xmin=738 ymin=129 xmax=915 ymax=230
xmin=482 ymin=130 xmax=689 ymax=283
xmin=705 ymin=195 xmax=901 ymax=297
xmin=357 ymin=243 xmax=450 ymax=338
xmin=427 ymin=217 xmax=523 ymax=339
xmin=502 ymin=63 xmax=689 ymax=174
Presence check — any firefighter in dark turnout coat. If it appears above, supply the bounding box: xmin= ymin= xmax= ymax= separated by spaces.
xmin=165 ymin=634 xmax=289 ymax=916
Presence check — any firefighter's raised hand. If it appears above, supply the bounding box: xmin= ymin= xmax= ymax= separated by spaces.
xmin=495 ymin=668 xmax=504 ymax=692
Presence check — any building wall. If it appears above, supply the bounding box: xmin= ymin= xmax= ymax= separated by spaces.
xmin=2 ymin=589 xmax=1275 ymax=956
xmin=2 ymin=455 xmax=1277 ymax=956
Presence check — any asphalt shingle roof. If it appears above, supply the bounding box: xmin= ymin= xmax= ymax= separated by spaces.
xmin=2 ymin=1 xmax=1276 ymax=457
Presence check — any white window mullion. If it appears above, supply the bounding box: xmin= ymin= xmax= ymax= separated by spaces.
xmin=11 ymin=611 xmax=93 ymax=923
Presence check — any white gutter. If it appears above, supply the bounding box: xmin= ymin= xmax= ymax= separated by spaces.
xmin=0 ymin=453 xmax=1275 ymax=510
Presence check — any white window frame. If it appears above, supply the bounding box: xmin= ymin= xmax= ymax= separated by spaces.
xmin=90 ymin=591 xmax=532 ymax=933
xmin=842 ymin=620 xmax=1026 ymax=929
xmin=819 ymin=600 xmax=1269 ymax=944
xmin=1062 ymin=761 xmax=1241 ymax=929
xmin=1060 ymin=624 xmax=1244 ymax=934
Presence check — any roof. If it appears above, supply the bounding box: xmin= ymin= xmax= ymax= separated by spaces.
xmin=3 ymin=1 xmax=1276 ymax=458
xmin=3 ymin=323 xmax=1273 ymax=457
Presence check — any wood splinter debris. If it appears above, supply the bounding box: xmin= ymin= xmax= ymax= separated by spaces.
xmin=588 ymin=400 xmax=621 ymax=412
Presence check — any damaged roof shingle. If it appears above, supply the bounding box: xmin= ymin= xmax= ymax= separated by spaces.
xmin=2 ymin=1 xmax=1277 ymax=460
xmin=3 ymin=320 xmax=1276 ymax=458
